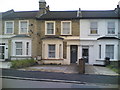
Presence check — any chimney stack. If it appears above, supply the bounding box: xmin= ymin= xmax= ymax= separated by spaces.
xmin=77 ymin=8 xmax=82 ymax=17
xmin=119 ymin=1 xmax=120 ymax=8
xmin=39 ymin=0 xmax=46 ymax=14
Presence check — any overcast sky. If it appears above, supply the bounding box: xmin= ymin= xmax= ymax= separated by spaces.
xmin=0 ymin=0 xmax=120 ymax=12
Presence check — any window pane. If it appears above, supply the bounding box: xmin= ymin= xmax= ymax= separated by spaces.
xmin=90 ymin=22 xmax=98 ymax=34
xmin=99 ymin=45 xmax=101 ymax=59
xmin=26 ymin=42 xmax=29 ymax=55
xmin=16 ymin=49 xmax=22 ymax=55
xmin=20 ymin=21 xmax=28 ymax=33
xmin=108 ymin=22 xmax=115 ymax=34
xmin=48 ymin=45 xmax=55 ymax=58
xmin=90 ymin=22 xmax=97 ymax=28
xmin=47 ymin=23 xmax=54 ymax=34
xmin=16 ymin=42 xmax=22 ymax=55
xmin=62 ymin=22 xmax=70 ymax=34
xmin=106 ymin=45 xmax=114 ymax=59
xmin=16 ymin=42 xmax=22 ymax=48
xmin=6 ymin=22 xmax=13 ymax=33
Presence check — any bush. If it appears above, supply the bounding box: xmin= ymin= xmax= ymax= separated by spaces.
xmin=11 ymin=59 xmax=37 ymax=69
xmin=107 ymin=61 xmax=120 ymax=74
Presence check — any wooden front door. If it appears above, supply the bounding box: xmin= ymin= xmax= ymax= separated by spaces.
xmin=70 ymin=45 xmax=78 ymax=63
xmin=82 ymin=48 xmax=89 ymax=63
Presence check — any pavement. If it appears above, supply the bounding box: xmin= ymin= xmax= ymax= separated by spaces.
xmin=18 ymin=64 xmax=119 ymax=76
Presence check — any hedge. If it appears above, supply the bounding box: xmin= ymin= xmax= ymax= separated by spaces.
xmin=11 ymin=59 xmax=37 ymax=69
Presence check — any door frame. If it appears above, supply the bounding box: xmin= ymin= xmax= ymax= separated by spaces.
xmin=0 ymin=45 xmax=5 ymax=60
xmin=82 ymin=46 xmax=89 ymax=64
xmin=70 ymin=45 xmax=78 ymax=64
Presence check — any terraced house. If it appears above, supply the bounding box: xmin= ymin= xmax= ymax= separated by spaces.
xmin=1 ymin=0 xmax=80 ymax=65
xmin=0 ymin=0 xmax=120 ymax=65
xmin=79 ymin=5 xmax=120 ymax=65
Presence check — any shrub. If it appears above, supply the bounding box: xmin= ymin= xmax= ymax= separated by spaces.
xmin=107 ymin=61 xmax=120 ymax=74
xmin=11 ymin=59 xmax=37 ymax=69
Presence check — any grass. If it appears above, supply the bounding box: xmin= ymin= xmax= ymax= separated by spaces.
xmin=11 ymin=59 xmax=37 ymax=69
xmin=106 ymin=61 xmax=120 ymax=74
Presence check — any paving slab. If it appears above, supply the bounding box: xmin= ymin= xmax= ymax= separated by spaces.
xmin=85 ymin=65 xmax=119 ymax=76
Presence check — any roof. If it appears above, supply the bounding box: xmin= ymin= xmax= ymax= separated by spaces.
xmin=37 ymin=10 xmax=119 ymax=20
xmin=81 ymin=10 xmax=119 ymax=19
xmin=41 ymin=36 xmax=64 ymax=40
xmin=37 ymin=11 xmax=78 ymax=20
xmin=2 ymin=9 xmax=119 ymax=20
xmin=11 ymin=35 xmax=30 ymax=38
xmin=2 ymin=10 xmax=38 ymax=20
xmin=97 ymin=36 xmax=120 ymax=40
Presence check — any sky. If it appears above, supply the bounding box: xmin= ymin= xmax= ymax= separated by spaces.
xmin=0 ymin=0 xmax=120 ymax=12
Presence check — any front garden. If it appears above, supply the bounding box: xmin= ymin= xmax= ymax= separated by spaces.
xmin=10 ymin=59 xmax=37 ymax=69
xmin=106 ymin=61 xmax=120 ymax=74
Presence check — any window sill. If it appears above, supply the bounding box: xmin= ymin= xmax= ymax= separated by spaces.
xmin=45 ymin=34 xmax=56 ymax=36
xmin=11 ymin=55 xmax=32 ymax=58
xmin=42 ymin=59 xmax=64 ymax=60
xmin=88 ymin=34 xmax=100 ymax=36
xmin=60 ymin=34 xmax=72 ymax=36
xmin=4 ymin=33 xmax=14 ymax=35
xmin=19 ymin=33 xmax=28 ymax=35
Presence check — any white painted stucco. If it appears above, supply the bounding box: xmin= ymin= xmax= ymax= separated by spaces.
xmin=80 ymin=19 xmax=119 ymax=65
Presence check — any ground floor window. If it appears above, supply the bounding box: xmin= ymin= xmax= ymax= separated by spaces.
xmin=48 ymin=44 xmax=56 ymax=58
xmin=106 ymin=45 xmax=114 ymax=59
xmin=15 ymin=42 xmax=22 ymax=55
xmin=12 ymin=40 xmax=31 ymax=56
xmin=99 ymin=45 xmax=101 ymax=59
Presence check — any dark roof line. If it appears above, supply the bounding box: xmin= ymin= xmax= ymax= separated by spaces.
xmin=2 ymin=8 xmax=119 ymax=20
xmin=97 ymin=36 xmax=120 ymax=40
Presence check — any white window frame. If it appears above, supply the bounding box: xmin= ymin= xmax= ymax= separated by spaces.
xmin=5 ymin=21 xmax=14 ymax=34
xmin=19 ymin=20 xmax=29 ymax=34
xmin=99 ymin=45 xmax=101 ymax=59
xmin=90 ymin=22 xmax=98 ymax=34
xmin=12 ymin=40 xmax=31 ymax=57
xmin=61 ymin=21 xmax=72 ymax=35
xmin=45 ymin=21 xmax=55 ymax=35
xmin=48 ymin=44 xmax=56 ymax=58
xmin=107 ymin=22 xmax=115 ymax=35
xmin=105 ymin=45 xmax=114 ymax=59
xmin=15 ymin=42 xmax=23 ymax=55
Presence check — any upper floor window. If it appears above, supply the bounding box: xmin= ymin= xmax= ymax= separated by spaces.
xmin=5 ymin=21 xmax=14 ymax=34
xmin=61 ymin=21 xmax=71 ymax=35
xmin=19 ymin=20 xmax=29 ymax=34
xmin=90 ymin=22 xmax=98 ymax=34
xmin=107 ymin=22 xmax=115 ymax=34
xmin=45 ymin=21 xmax=55 ymax=35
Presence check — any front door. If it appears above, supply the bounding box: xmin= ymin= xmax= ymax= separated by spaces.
xmin=0 ymin=46 xmax=5 ymax=59
xmin=82 ymin=48 xmax=89 ymax=63
xmin=70 ymin=45 xmax=78 ymax=63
